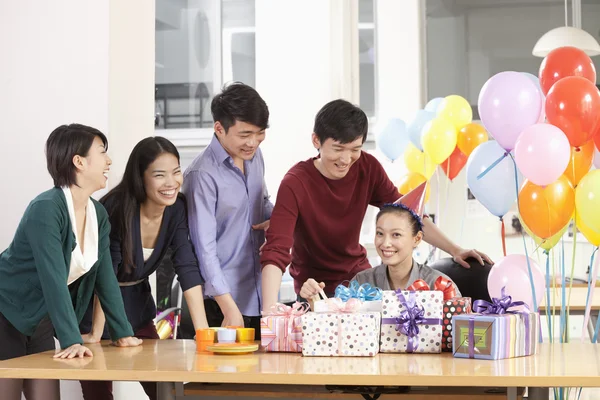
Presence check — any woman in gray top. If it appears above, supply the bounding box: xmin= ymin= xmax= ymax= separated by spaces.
xmin=300 ymin=203 xmax=460 ymax=299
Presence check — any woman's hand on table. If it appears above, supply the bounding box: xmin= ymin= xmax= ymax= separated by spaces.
xmin=112 ymin=336 xmax=143 ymax=347
xmin=300 ymin=279 xmax=325 ymax=300
xmin=54 ymin=344 xmax=93 ymax=359
xmin=81 ymin=332 xmax=101 ymax=344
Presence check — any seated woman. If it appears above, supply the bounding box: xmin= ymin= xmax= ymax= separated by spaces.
xmin=0 ymin=124 xmax=141 ymax=400
xmin=78 ymin=136 xmax=209 ymax=400
xmin=300 ymin=203 xmax=461 ymax=301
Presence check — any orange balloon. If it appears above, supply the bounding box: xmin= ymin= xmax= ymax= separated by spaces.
xmin=518 ymin=175 xmax=575 ymax=239
xmin=457 ymin=123 xmax=488 ymax=157
xmin=564 ymin=141 xmax=594 ymax=186
xmin=397 ymin=172 xmax=430 ymax=203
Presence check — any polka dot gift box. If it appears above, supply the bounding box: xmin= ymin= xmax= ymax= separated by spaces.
xmin=441 ymin=297 xmax=472 ymax=352
xmin=301 ymin=308 xmax=381 ymax=357
xmin=380 ymin=290 xmax=443 ymax=353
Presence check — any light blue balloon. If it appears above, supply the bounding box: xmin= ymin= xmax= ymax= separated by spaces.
xmin=407 ymin=110 xmax=435 ymax=151
xmin=424 ymin=97 xmax=444 ymax=113
xmin=376 ymin=118 xmax=409 ymax=161
xmin=466 ymin=141 xmax=524 ymax=217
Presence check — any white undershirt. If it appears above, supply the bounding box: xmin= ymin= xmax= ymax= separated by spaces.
xmin=62 ymin=187 xmax=99 ymax=285
xmin=142 ymin=247 xmax=154 ymax=262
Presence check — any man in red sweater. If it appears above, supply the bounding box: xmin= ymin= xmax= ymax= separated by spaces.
xmin=260 ymin=99 xmax=492 ymax=310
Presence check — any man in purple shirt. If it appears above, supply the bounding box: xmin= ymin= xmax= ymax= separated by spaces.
xmin=183 ymin=82 xmax=271 ymax=338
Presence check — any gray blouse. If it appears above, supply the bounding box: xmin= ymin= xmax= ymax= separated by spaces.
xmin=353 ymin=260 xmax=462 ymax=297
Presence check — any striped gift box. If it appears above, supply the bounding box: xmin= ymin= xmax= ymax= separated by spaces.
xmin=260 ymin=315 xmax=303 ymax=352
xmin=452 ymin=312 xmax=539 ymax=360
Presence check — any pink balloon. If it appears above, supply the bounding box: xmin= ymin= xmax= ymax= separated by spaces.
xmin=487 ymin=254 xmax=545 ymax=311
xmin=594 ymin=147 xmax=600 ymax=169
xmin=478 ymin=71 xmax=542 ymax=151
xmin=514 ymin=123 xmax=570 ymax=186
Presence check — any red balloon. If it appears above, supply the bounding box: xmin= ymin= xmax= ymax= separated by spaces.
xmin=440 ymin=147 xmax=467 ymax=181
xmin=539 ymin=46 xmax=596 ymax=96
xmin=545 ymin=76 xmax=600 ymax=148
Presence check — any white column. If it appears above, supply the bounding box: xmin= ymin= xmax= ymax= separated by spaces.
xmin=107 ymin=0 xmax=156 ymax=184
xmin=255 ymin=0 xmax=358 ymax=197
xmin=375 ymin=0 xmax=425 ymax=122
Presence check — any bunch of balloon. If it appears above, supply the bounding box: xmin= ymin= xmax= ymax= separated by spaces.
xmin=474 ymin=46 xmax=600 ymax=344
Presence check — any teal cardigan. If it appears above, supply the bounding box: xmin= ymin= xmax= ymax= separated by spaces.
xmin=0 ymin=188 xmax=134 ymax=349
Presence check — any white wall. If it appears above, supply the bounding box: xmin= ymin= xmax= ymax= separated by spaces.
xmin=0 ymin=0 xmax=154 ymax=398
xmin=0 ymin=0 xmax=109 ymax=249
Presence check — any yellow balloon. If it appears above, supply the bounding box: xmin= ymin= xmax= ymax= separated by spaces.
xmin=437 ymin=95 xmax=473 ymax=130
xmin=403 ymin=143 xmax=436 ymax=179
xmin=421 ymin=117 xmax=458 ymax=165
xmin=521 ymin=217 xmax=568 ymax=251
xmin=575 ymin=170 xmax=600 ymax=234
xmin=576 ymin=214 xmax=600 ymax=246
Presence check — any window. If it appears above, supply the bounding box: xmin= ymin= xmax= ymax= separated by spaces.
xmin=425 ymin=0 xmax=566 ymax=118
xmin=155 ymin=0 xmax=255 ymax=137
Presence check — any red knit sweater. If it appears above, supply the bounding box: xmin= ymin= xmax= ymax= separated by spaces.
xmin=260 ymin=152 xmax=401 ymax=294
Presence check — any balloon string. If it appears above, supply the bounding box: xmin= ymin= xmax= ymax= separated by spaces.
xmin=567 ymin=213 xmax=578 ymax=335
xmin=561 ymin=237 xmax=567 ymax=343
xmin=476 ymin=151 xmax=509 ymax=180
xmin=435 ymin=169 xmax=441 ymax=261
xmin=583 ymin=247 xmax=599 ymax=341
xmin=545 ymin=250 xmax=552 ymax=343
xmin=508 ymin=153 xmax=539 ymax=312
xmin=500 ymin=217 xmax=507 ymax=257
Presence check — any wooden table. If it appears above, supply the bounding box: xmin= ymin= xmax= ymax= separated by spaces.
xmin=1 ymin=340 xmax=600 ymax=400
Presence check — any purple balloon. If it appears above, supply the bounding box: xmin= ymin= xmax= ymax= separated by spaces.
xmin=594 ymin=147 xmax=600 ymax=170
xmin=487 ymin=254 xmax=545 ymax=311
xmin=478 ymin=71 xmax=542 ymax=151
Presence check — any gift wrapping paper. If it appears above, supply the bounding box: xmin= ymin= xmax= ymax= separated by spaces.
xmin=380 ymin=290 xmax=443 ymax=353
xmin=452 ymin=312 xmax=539 ymax=360
xmin=301 ymin=311 xmax=381 ymax=357
xmin=313 ymin=299 xmax=382 ymax=313
xmin=441 ymin=297 xmax=472 ymax=352
xmin=260 ymin=315 xmax=303 ymax=352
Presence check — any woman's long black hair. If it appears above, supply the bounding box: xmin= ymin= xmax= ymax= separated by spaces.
xmin=101 ymin=136 xmax=180 ymax=273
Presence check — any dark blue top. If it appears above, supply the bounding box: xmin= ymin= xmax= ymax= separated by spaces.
xmin=79 ymin=195 xmax=204 ymax=336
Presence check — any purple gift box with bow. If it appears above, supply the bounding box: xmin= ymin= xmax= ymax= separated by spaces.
xmin=380 ymin=290 xmax=444 ymax=353
xmin=452 ymin=288 xmax=539 ymax=360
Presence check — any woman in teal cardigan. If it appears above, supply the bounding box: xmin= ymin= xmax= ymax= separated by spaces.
xmin=0 ymin=124 xmax=141 ymax=400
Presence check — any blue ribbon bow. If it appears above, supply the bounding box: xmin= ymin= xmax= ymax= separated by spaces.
xmin=334 ymin=280 xmax=382 ymax=302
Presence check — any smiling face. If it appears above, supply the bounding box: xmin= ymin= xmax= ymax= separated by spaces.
xmin=215 ymin=120 xmax=266 ymax=163
xmin=142 ymin=152 xmax=183 ymax=207
xmin=76 ymin=135 xmax=112 ymax=191
xmin=374 ymin=211 xmax=422 ymax=268
xmin=312 ymin=134 xmax=363 ymax=180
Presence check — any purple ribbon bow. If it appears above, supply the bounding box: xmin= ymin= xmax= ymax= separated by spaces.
xmin=467 ymin=287 xmax=531 ymax=359
xmin=382 ymin=291 xmax=442 ymax=353
xmin=472 ymin=287 xmax=530 ymax=315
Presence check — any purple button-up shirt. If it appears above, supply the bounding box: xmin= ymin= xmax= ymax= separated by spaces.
xmin=183 ymin=136 xmax=273 ymax=316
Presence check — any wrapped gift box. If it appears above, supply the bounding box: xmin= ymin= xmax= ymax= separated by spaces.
xmin=441 ymin=297 xmax=472 ymax=352
xmin=313 ymin=281 xmax=383 ymax=313
xmin=301 ymin=310 xmax=381 ymax=357
xmin=380 ymin=290 xmax=444 ymax=353
xmin=260 ymin=303 xmax=308 ymax=353
xmin=452 ymin=312 xmax=539 ymax=360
